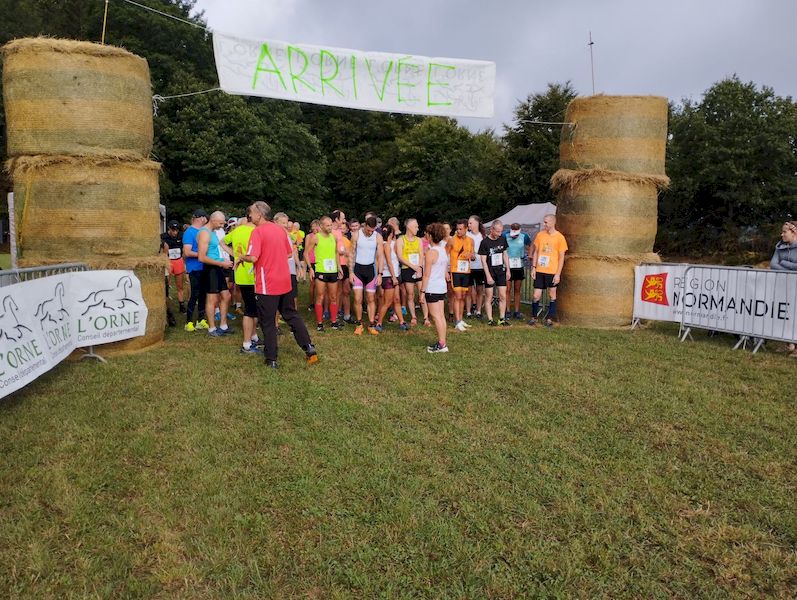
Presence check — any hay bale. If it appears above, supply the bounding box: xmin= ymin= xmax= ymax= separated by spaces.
xmin=557 ymin=253 xmax=660 ymax=328
xmin=560 ymin=95 xmax=668 ymax=176
xmin=2 ymin=37 xmax=153 ymax=158
xmin=556 ymin=175 xmax=659 ymax=255
xmin=19 ymin=256 xmax=167 ymax=356
xmin=8 ymin=156 xmax=161 ymax=261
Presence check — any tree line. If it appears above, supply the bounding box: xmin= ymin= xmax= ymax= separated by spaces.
xmin=1 ymin=0 xmax=795 ymax=256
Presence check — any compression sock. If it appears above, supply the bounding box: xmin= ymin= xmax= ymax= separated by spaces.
xmin=330 ymin=303 xmax=338 ymax=322
xmin=547 ymin=300 xmax=557 ymax=319
xmin=532 ymin=301 xmax=540 ymax=317
xmin=314 ymin=303 xmax=324 ymax=323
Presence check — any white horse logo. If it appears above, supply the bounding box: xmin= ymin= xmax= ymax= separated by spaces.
xmin=0 ymin=295 xmax=33 ymax=342
xmin=34 ymin=281 xmax=70 ymax=331
xmin=78 ymin=275 xmax=139 ymax=316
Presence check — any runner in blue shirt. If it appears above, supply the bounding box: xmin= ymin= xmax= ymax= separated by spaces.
xmin=504 ymin=223 xmax=532 ymax=320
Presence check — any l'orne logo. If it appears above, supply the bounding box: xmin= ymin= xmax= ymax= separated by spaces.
xmin=641 ymin=273 xmax=669 ymax=306
xmin=34 ymin=281 xmax=72 ymax=355
xmin=0 ymin=293 xmax=44 ymax=379
xmin=78 ymin=275 xmax=139 ymax=316
xmin=76 ymin=275 xmax=142 ymax=342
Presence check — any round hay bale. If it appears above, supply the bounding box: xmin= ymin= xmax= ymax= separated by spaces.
xmin=557 ymin=253 xmax=660 ymax=328
xmin=556 ymin=175 xmax=659 ymax=255
xmin=560 ymin=95 xmax=668 ymax=176
xmin=8 ymin=156 xmax=161 ymax=261
xmin=2 ymin=37 xmax=153 ymax=158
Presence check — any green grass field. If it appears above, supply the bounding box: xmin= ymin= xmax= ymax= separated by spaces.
xmin=1 ymin=299 xmax=795 ymax=598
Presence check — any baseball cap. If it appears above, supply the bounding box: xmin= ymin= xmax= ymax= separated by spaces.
xmin=192 ymin=209 xmax=208 ymax=219
xmin=167 ymin=220 xmax=180 ymax=229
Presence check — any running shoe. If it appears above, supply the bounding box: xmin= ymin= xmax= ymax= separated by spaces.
xmin=184 ymin=322 xmax=195 ymax=332
xmin=195 ymin=319 xmax=209 ymax=330
xmin=462 ymin=321 xmax=473 ymax=329
xmin=455 ymin=321 xmax=467 ymax=332
xmin=475 ymin=313 xmax=483 ymax=320
xmin=427 ymin=342 xmax=449 ymax=353
xmin=227 ymin=312 xmax=237 ymax=321
xmin=316 ymin=323 xmax=325 ymax=332
xmin=265 ymin=360 xmax=278 ymax=369
xmin=401 ymin=306 xmax=408 ymax=316
xmin=373 ymin=324 xmax=384 ymax=333
xmin=354 ymin=324 xmax=364 ymax=335
xmin=388 ymin=314 xmax=398 ymax=322
xmin=514 ymin=311 xmax=523 ymax=319
xmin=527 ymin=318 xmax=538 ymax=327
xmin=498 ymin=319 xmax=511 ymax=327
xmin=304 ymin=344 xmax=319 ymax=365
xmin=343 ymin=315 xmax=353 ymax=324
xmin=253 ymin=338 xmax=264 ymax=347
xmin=399 ymin=322 xmax=410 ymax=331
xmin=368 ymin=326 xmax=379 ymax=335
xmin=487 ymin=319 xmax=497 ymax=326
xmin=544 ymin=318 xmax=554 ymax=328
xmin=239 ymin=345 xmax=263 ymax=355
xmin=219 ymin=327 xmax=234 ymax=335
xmin=465 ymin=312 xmax=473 ymax=318
xmin=208 ymin=329 xmax=225 ymax=337
xmin=331 ymin=321 xmax=343 ymax=330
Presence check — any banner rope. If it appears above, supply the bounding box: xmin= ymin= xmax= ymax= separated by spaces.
xmin=118 ymin=0 xmax=210 ymax=31
xmin=152 ymin=88 xmax=222 ymax=115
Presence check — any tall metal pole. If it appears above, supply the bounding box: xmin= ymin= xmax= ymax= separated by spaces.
xmin=588 ymin=31 xmax=595 ymax=95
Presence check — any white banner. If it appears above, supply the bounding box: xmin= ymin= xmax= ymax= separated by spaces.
xmin=681 ymin=266 xmax=797 ymax=343
xmin=0 ymin=270 xmax=148 ymax=399
xmin=213 ymin=32 xmax=496 ymax=118
xmin=633 ymin=264 xmax=688 ymax=323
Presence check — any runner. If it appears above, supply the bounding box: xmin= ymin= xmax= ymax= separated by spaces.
xmin=305 ymin=216 xmax=343 ymax=332
xmin=241 ymin=201 xmax=317 ymax=369
xmin=387 ymin=216 xmax=405 ymax=322
xmin=467 ymin=215 xmax=486 ymax=319
xmin=275 ymin=212 xmax=302 ymax=310
xmin=331 ymin=210 xmax=351 ymax=323
xmin=420 ymin=223 xmax=451 ymax=353
xmin=479 ymin=219 xmax=511 ymax=326
xmin=396 ymin=218 xmax=425 ymax=328
xmin=448 ymin=219 xmax=474 ymax=332
xmin=197 ymin=211 xmax=234 ymax=336
xmin=505 ymin=223 xmax=532 ymax=319
xmin=161 ymin=220 xmax=186 ymax=314
xmin=529 ymin=214 xmax=568 ymax=328
xmin=443 ymin=222 xmax=454 ymax=322
xmin=348 ymin=215 xmax=384 ymax=335
xmin=375 ymin=224 xmax=407 ymax=331
xmin=224 ymin=213 xmax=260 ymax=354
xmin=304 ymin=220 xmax=320 ymax=310
xmin=182 ymin=209 xmax=209 ymax=331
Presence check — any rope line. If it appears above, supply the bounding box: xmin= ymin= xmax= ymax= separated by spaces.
xmin=119 ymin=0 xmax=209 ymax=31
xmin=152 ymin=88 xmax=222 ymax=115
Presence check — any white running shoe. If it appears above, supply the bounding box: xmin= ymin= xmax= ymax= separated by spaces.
xmin=462 ymin=320 xmax=472 ymax=328
xmin=455 ymin=321 xmax=467 ymax=332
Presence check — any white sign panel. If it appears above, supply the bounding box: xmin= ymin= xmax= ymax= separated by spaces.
xmin=0 ymin=270 xmax=148 ymax=399
xmin=213 ymin=32 xmax=496 ymax=118
xmin=680 ymin=266 xmax=797 ymax=343
xmin=633 ymin=264 xmax=688 ymax=323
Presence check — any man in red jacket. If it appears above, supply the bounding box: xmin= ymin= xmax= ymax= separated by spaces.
xmin=240 ymin=201 xmax=318 ymax=369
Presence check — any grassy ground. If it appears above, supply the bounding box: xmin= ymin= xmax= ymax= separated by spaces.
xmin=0 ymin=253 xmax=11 ymax=270
xmin=0 ymin=292 xmax=795 ymax=598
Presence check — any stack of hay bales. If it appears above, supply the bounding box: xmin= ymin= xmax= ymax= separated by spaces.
xmin=551 ymin=96 xmax=670 ymax=327
xmin=2 ymin=38 xmax=165 ymax=353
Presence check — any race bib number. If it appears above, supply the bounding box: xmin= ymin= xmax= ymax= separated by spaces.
xmin=323 ymin=258 xmax=335 ymax=272
xmin=538 ymin=255 xmax=550 ymax=268
xmin=409 ymin=253 xmax=420 ymax=266
xmin=457 ymin=260 xmax=469 ymax=272
xmin=490 ymin=253 xmax=503 ymax=267
xmin=168 ymin=248 xmax=181 ymax=259
xmin=509 ymin=257 xmax=522 ymax=269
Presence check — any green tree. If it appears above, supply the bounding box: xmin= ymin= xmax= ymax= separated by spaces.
xmin=660 ymin=77 xmax=797 ymax=252
xmin=503 ymin=82 xmax=578 ymax=205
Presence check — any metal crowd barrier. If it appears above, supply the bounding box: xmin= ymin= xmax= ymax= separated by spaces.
xmin=679 ymin=265 xmax=797 ymax=354
xmin=0 ymin=262 xmax=105 ymax=362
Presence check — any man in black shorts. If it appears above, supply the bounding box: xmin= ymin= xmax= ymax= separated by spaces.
xmin=197 ymin=210 xmax=234 ymax=336
xmin=479 ymin=219 xmax=511 ymax=327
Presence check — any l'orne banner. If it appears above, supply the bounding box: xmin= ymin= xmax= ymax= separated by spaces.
xmin=213 ymin=32 xmax=496 ymax=118
xmin=0 ymin=270 xmax=148 ymax=399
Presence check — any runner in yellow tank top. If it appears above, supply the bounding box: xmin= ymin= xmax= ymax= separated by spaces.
xmin=305 ymin=216 xmax=343 ymax=332
xmin=395 ymin=218 xmax=429 ymax=327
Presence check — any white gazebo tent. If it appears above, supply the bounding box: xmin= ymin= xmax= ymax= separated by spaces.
xmin=485 ymin=202 xmax=556 ymax=239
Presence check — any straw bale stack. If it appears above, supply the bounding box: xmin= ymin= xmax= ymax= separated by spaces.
xmin=560 ymin=95 xmax=668 ymax=176
xmin=3 ymin=38 xmax=164 ymax=354
xmin=2 ymin=38 xmax=153 ymax=159
xmin=553 ymin=95 xmax=670 ymax=327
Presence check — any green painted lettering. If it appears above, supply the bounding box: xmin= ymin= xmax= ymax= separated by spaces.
xmin=252 ymin=43 xmax=287 ymax=90
xmin=351 ymin=55 xmax=358 ymax=100
xmin=287 ymin=45 xmax=316 ymax=94
xmin=365 ymin=58 xmax=394 ymax=102
xmin=427 ymin=63 xmax=455 ymax=107
xmin=397 ymin=56 xmax=419 ymax=104
xmin=320 ymin=50 xmax=343 ymax=97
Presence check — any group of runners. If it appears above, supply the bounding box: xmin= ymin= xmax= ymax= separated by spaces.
xmin=161 ymin=205 xmax=568 ymax=360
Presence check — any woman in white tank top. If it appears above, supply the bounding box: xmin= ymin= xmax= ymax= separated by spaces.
xmin=375 ymin=224 xmax=407 ymax=330
xmin=420 ymin=223 xmax=451 ymax=353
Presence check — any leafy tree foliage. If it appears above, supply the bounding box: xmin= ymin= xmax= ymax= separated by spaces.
xmin=502 ymin=82 xmax=578 ymax=205
xmin=660 ymin=77 xmax=797 ymax=253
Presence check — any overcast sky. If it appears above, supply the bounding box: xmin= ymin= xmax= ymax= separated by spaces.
xmin=193 ymin=0 xmax=796 ymax=132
